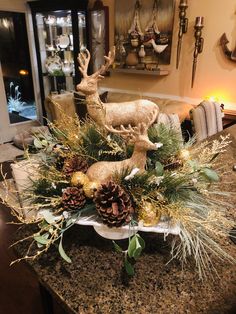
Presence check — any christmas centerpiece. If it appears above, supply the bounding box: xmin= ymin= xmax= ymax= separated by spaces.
xmin=1 ymin=48 xmax=235 ymax=278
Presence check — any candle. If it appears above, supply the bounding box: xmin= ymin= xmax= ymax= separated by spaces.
xmin=180 ymin=0 xmax=188 ymax=5
xmin=195 ymin=16 xmax=204 ymax=27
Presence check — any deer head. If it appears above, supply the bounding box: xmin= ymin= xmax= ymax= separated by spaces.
xmin=76 ymin=47 xmax=115 ymax=96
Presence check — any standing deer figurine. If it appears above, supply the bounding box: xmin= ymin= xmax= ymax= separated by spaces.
xmin=76 ymin=47 xmax=159 ymax=127
xmin=86 ymin=109 xmax=160 ymax=183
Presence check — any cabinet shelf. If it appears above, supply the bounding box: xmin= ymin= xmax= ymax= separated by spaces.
xmin=42 ymin=73 xmax=75 ymax=78
xmin=111 ymin=68 xmax=169 ymax=76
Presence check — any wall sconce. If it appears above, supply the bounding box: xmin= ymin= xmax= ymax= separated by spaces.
xmin=176 ymin=0 xmax=188 ymax=69
xmin=191 ymin=16 xmax=204 ymax=88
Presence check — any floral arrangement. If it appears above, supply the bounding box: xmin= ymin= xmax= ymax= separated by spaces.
xmin=1 ymin=107 xmax=235 ymax=278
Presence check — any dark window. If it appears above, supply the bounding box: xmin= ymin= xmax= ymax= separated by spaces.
xmin=0 ymin=11 xmax=36 ymax=123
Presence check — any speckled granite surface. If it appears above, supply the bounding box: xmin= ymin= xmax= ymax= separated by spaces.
xmin=15 ymin=126 xmax=236 ymax=314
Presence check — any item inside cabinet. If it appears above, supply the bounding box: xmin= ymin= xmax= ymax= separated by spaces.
xmin=35 ymin=10 xmax=86 ymax=93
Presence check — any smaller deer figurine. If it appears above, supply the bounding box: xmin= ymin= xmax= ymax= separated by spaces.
xmin=86 ymin=109 xmax=160 ymax=183
xmin=76 ymin=47 xmax=159 ymax=127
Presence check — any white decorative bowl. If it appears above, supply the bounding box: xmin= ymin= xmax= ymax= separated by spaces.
xmin=76 ymin=212 xmax=180 ymax=240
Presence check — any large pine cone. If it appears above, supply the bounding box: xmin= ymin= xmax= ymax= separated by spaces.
xmin=62 ymin=186 xmax=86 ymax=210
xmin=63 ymin=155 xmax=88 ymax=177
xmin=94 ymin=181 xmax=134 ymax=227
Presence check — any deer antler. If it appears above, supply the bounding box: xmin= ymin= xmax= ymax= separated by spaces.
xmin=77 ymin=49 xmax=91 ymax=78
xmin=105 ymin=124 xmax=138 ymax=142
xmin=92 ymin=46 xmax=116 ymax=78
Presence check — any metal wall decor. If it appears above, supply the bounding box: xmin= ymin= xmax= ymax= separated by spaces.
xmin=220 ymin=33 xmax=236 ymax=62
xmin=219 ymin=9 xmax=236 ymax=62
xmin=176 ymin=0 xmax=188 ymax=69
xmin=114 ymin=0 xmax=175 ymax=73
xmin=191 ymin=16 xmax=204 ymax=88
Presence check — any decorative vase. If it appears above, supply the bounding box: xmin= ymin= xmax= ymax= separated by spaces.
xmin=131 ymin=38 xmax=139 ymax=47
xmin=125 ymin=51 xmax=139 ymax=67
xmin=138 ymin=45 xmax=146 ymax=59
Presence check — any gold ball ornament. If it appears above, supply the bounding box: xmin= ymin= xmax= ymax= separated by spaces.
xmin=180 ymin=149 xmax=190 ymax=161
xmin=83 ymin=181 xmax=101 ymax=198
xmin=70 ymin=171 xmax=90 ymax=187
xmin=139 ymin=201 xmax=161 ymax=227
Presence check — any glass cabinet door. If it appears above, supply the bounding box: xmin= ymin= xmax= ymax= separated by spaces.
xmin=34 ymin=9 xmax=86 ymax=95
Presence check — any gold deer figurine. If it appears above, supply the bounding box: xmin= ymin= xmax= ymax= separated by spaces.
xmin=76 ymin=47 xmax=159 ymax=127
xmin=86 ymin=109 xmax=160 ymax=183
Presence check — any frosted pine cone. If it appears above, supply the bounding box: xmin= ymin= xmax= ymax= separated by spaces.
xmin=94 ymin=181 xmax=134 ymax=227
xmin=63 ymin=155 xmax=88 ymax=177
xmin=62 ymin=186 xmax=86 ymax=210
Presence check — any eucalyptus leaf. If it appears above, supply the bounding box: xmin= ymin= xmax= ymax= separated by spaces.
xmin=128 ymin=235 xmax=137 ymax=258
xmin=112 ymin=241 xmax=123 ymax=253
xmin=34 ymin=234 xmax=50 ymax=245
xmin=132 ymin=238 xmax=142 ymax=260
xmin=34 ymin=138 xmax=43 ymax=149
xmin=124 ymin=258 xmax=134 ymax=276
xmin=41 ymin=210 xmax=59 ymax=224
xmin=41 ymin=140 xmax=48 ymax=146
xmin=59 ymin=236 xmax=72 ymax=263
xmin=201 ymin=168 xmax=219 ymax=182
xmin=38 ymin=219 xmax=49 ymax=229
xmin=155 ymin=161 xmax=164 ymax=176
xmin=128 ymin=234 xmax=145 ymax=259
xmin=136 ymin=234 xmax=145 ymax=250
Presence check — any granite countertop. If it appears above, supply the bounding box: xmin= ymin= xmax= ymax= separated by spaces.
xmin=15 ymin=126 xmax=236 ymax=314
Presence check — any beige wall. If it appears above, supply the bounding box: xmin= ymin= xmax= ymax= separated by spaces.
xmin=93 ymin=0 xmax=236 ymax=110
xmin=0 ymin=0 xmax=28 ymax=12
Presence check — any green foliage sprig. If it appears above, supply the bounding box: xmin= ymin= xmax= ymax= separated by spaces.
xmin=113 ymin=232 xmax=145 ymax=276
xmin=79 ymin=119 xmax=127 ymax=162
xmin=148 ymin=123 xmax=183 ymax=166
